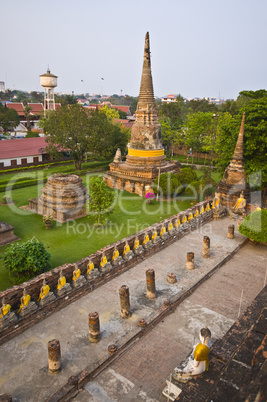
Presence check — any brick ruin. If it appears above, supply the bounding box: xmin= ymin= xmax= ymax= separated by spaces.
xmin=28 ymin=173 xmax=88 ymax=223
xmin=104 ymin=32 xmax=180 ymax=196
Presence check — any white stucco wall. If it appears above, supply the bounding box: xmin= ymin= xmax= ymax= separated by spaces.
xmin=0 ymin=154 xmax=43 ymax=167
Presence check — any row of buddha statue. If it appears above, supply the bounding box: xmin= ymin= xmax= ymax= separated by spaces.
xmin=0 ymin=201 xmax=214 ymax=330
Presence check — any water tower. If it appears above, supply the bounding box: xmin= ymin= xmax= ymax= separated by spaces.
xmin=40 ymin=68 xmax=58 ymax=114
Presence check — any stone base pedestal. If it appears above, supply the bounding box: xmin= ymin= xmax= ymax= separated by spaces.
xmin=112 ymin=256 xmax=123 ymax=267
xmin=0 ymin=311 xmax=17 ymax=329
xmin=19 ymin=302 xmax=38 ymax=318
xmin=72 ymin=275 xmax=86 ymax=289
xmin=99 ymin=263 xmax=112 ymax=274
xmin=213 ymin=207 xmax=227 ymax=220
xmin=162 ymin=380 xmax=182 ymax=401
xmin=86 ymin=269 xmax=99 ymax=280
xmin=152 ymin=236 xmax=161 ymax=245
xmin=168 ymin=228 xmax=176 ymax=237
xmin=143 ymin=240 xmax=153 ymax=250
xmin=0 ymin=221 xmax=20 ymax=246
xmin=57 ymin=283 xmax=72 ymax=297
xmin=133 ymin=246 xmax=143 ymax=255
xmin=123 ymin=251 xmax=134 ymax=261
xmin=39 ymin=292 xmax=56 ymax=307
xmin=160 ymin=232 xmax=169 ymax=241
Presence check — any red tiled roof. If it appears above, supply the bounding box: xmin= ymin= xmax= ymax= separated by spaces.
xmin=112 ymin=105 xmax=131 ymax=114
xmin=114 ymin=119 xmax=134 ymax=129
xmin=6 ymin=102 xmax=25 ymax=116
xmin=55 ymin=103 xmax=61 ymax=110
xmin=0 ymin=137 xmax=48 ymax=159
xmin=28 ymin=103 xmax=44 ymax=113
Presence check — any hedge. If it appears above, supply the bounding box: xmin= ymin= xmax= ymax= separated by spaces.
xmin=239 ymin=209 xmax=267 ymax=243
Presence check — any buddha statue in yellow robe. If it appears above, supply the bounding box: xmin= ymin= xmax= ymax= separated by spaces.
xmin=123 ymin=240 xmax=134 ymax=260
xmin=233 ymin=191 xmax=246 ymax=214
xmin=100 ymin=253 xmax=108 ymax=268
xmin=87 ymin=259 xmax=94 ymax=273
xmin=188 ymin=212 xmax=193 ymax=221
xmin=173 ymin=327 xmax=211 ymax=382
xmin=168 ymin=221 xmax=173 ymax=231
xmin=17 ymin=289 xmax=31 ymax=313
xmin=0 ymin=298 xmax=11 ymax=319
xmin=72 ymin=265 xmax=81 ymax=281
xmin=38 ymin=279 xmax=50 ymax=301
xmin=151 ymin=228 xmax=160 ymax=244
xmin=142 ymin=231 xmax=152 ymax=249
xmin=57 ymin=271 xmax=67 ymax=289
xmin=182 ymin=215 xmax=187 ymax=224
xmin=99 ymin=252 xmax=112 ymax=272
xmin=174 ymin=218 xmax=180 ymax=228
xmin=205 ymin=203 xmax=210 ymax=211
xmin=133 ymin=236 xmax=143 ymax=254
xmin=112 ymin=247 xmax=120 ymax=261
xmin=200 ymin=205 xmax=205 ymax=214
xmin=212 ymin=191 xmax=221 ymax=209
xmin=160 ymin=225 xmax=166 ymax=235
xmin=86 ymin=258 xmax=99 ymax=279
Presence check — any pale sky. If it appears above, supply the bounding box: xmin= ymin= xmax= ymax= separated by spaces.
xmin=1 ymin=0 xmax=267 ymax=100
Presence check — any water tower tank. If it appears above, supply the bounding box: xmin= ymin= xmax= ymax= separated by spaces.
xmin=40 ymin=69 xmax=58 ymax=88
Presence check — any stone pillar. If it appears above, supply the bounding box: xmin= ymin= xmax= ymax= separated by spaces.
xmin=167 ymin=272 xmax=177 ymax=283
xmin=48 ymin=339 xmax=61 ymax=373
xmin=227 ymin=224 xmax=235 ymax=239
xmin=146 ymin=269 xmax=156 ymax=299
xmin=119 ymin=285 xmax=131 ymax=318
xmin=88 ymin=312 xmax=100 ymax=343
xmin=202 ymin=236 xmax=210 ymax=258
xmin=186 ymin=252 xmax=194 ymax=270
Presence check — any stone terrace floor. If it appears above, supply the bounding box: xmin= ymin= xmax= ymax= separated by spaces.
xmin=0 ymin=218 xmax=266 ymax=401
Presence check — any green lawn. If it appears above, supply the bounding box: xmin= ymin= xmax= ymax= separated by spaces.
xmin=0 ymin=172 xmax=195 ymax=291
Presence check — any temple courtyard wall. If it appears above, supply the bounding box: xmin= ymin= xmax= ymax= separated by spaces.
xmin=0 ymin=213 xmax=266 ymax=401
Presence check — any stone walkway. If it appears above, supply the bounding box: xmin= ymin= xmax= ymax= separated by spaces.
xmin=0 ymin=218 xmax=266 ymax=401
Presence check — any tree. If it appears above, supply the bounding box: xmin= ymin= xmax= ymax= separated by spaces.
xmin=40 ymin=104 xmax=129 ymax=170
xmin=159 ymin=94 xmax=187 ymax=129
xmin=4 ymin=238 xmax=51 ymax=283
xmin=24 ymin=104 xmax=32 ymax=131
xmin=100 ymin=105 xmax=120 ymax=121
xmin=88 ymin=176 xmax=115 ymax=225
xmin=0 ymin=103 xmax=20 ymax=133
xmin=187 ymin=98 xmax=218 ymax=114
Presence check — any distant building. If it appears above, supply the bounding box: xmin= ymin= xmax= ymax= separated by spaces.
xmin=0 ymin=137 xmax=49 ymax=167
xmin=161 ymin=94 xmax=176 ymax=103
xmin=0 ymin=81 xmax=5 ymax=92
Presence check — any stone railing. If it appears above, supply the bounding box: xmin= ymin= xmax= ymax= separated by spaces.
xmin=0 ymin=200 xmax=213 ymax=345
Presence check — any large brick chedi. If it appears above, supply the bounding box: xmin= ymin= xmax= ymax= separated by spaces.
xmin=216 ymin=113 xmax=250 ymax=207
xmin=104 ymin=32 xmax=180 ymax=196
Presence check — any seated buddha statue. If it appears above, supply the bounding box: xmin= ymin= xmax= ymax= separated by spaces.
xmin=112 ymin=246 xmax=123 ymax=266
xmin=123 ymin=241 xmax=134 ymax=261
xmin=212 ymin=191 xmax=227 ymax=220
xmin=173 ymin=327 xmax=211 ymax=383
xmin=72 ymin=264 xmax=86 ymax=288
xmin=167 ymin=220 xmax=176 ymax=236
xmin=99 ymin=252 xmax=112 ymax=273
xmin=57 ymin=269 xmax=71 ymax=296
xmin=151 ymin=228 xmax=160 ymax=244
xmin=174 ymin=217 xmax=181 ymax=231
xmin=142 ymin=231 xmax=152 ymax=249
xmin=194 ymin=209 xmax=199 ymax=218
xmin=0 ymin=298 xmax=17 ymax=329
xmin=200 ymin=205 xmax=205 ymax=214
xmin=188 ymin=212 xmax=194 ymax=222
xmin=205 ymin=203 xmax=211 ymax=212
xmin=86 ymin=259 xmax=99 ymax=279
xmin=38 ymin=279 xmax=55 ymax=306
xmin=182 ymin=215 xmax=188 ymax=225
xmin=231 ymin=191 xmax=247 ymax=217
xmin=160 ymin=224 xmax=169 ymax=240
xmin=17 ymin=288 xmax=37 ymax=317
xmin=133 ymin=236 xmax=143 ymax=255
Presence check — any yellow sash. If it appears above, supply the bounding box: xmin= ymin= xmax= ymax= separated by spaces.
xmin=38 ymin=284 xmax=50 ymax=301
xmin=112 ymin=249 xmax=119 ymax=260
xmin=100 ymin=256 xmax=107 ymax=267
xmin=123 ymin=245 xmax=130 ymax=254
xmin=57 ymin=276 xmax=66 ymax=289
xmin=133 ymin=240 xmax=139 ymax=249
xmin=0 ymin=304 xmax=11 ymax=318
xmin=235 ymin=197 xmax=244 ymax=209
xmin=194 ymin=343 xmax=210 ymax=370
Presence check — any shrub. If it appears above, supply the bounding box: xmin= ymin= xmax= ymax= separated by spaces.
xmin=177 ymin=167 xmax=198 ymax=185
xmin=153 ymin=173 xmax=182 ymax=197
xmin=88 ymin=176 xmax=115 ymax=225
xmin=239 ymin=209 xmax=267 ymax=243
xmin=4 ymin=238 xmax=51 ymax=283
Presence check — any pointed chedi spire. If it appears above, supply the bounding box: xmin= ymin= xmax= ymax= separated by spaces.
xmin=138 ymin=32 xmax=155 ymax=106
xmin=230 ymin=112 xmax=245 ymax=166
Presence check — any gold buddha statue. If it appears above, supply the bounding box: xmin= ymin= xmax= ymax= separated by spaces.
xmin=112 ymin=246 xmax=123 ymax=265
xmin=38 ymin=279 xmax=50 ymax=301
xmin=17 ymin=289 xmax=31 ymax=314
xmin=123 ymin=240 xmax=134 ymax=260
xmin=0 ymin=298 xmax=11 ymax=319
xmin=133 ymin=236 xmax=143 ymax=254
xmin=99 ymin=252 xmax=112 ymax=272
xmin=57 ymin=270 xmax=67 ymax=290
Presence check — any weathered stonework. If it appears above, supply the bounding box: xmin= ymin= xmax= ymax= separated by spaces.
xmin=216 ymin=113 xmax=250 ymax=208
xmin=0 ymin=221 xmax=19 ymax=247
xmin=104 ymin=32 xmax=180 ymax=196
xmin=28 ymin=174 xmax=88 ymax=223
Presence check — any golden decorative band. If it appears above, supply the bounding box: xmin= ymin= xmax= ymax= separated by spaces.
xmin=128 ymin=148 xmax=164 ymax=157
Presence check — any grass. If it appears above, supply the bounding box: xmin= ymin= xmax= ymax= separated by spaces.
xmin=0 ymin=171 xmax=195 ymax=291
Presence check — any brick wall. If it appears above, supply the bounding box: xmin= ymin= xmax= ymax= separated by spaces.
xmin=0 ymin=200 xmax=213 ymax=345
